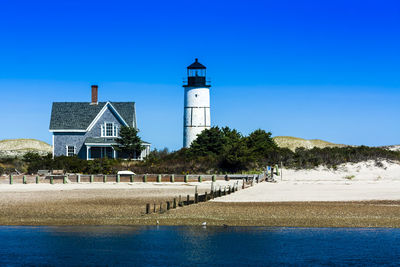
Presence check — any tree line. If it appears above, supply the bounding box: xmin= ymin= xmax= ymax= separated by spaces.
xmin=135 ymin=127 xmax=400 ymax=173
xmin=1 ymin=126 xmax=399 ymax=175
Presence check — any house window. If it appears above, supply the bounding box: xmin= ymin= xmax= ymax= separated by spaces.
xmin=66 ymin=146 xmax=75 ymax=157
xmin=101 ymin=122 xmax=119 ymax=137
xmin=106 ymin=123 xmax=113 ymax=136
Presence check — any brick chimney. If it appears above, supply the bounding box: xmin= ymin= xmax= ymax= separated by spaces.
xmin=91 ymin=85 xmax=98 ymax=105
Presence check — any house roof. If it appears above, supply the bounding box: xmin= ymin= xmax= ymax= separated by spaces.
xmin=84 ymin=137 xmax=151 ymax=145
xmin=84 ymin=137 xmax=118 ymax=145
xmin=49 ymin=102 xmax=136 ymax=131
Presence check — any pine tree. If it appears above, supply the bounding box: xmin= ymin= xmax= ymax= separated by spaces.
xmin=113 ymin=126 xmax=144 ymax=160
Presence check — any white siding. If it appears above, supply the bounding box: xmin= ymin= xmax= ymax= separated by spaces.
xmin=183 ymin=86 xmax=211 ymax=148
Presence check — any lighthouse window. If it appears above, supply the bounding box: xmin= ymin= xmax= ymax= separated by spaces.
xmin=188 ymin=69 xmax=205 ymax=77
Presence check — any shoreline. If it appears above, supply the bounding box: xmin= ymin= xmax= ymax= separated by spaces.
xmin=1 ymin=185 xmax=400 ymax=227
xmin=2 ymin=201 xmax=400 ymax=228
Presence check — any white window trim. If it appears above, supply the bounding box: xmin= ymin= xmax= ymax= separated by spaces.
xmin=66 ymin=145 xmax=76 ymax=157
xmin=101 ymin=122 xmax=119 ymax=137
xmin=86 ymin=102 xmax=129 ymax=132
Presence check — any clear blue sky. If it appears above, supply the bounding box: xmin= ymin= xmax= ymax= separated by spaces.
xmin=0 ymin=0 xmax=399 ymax=150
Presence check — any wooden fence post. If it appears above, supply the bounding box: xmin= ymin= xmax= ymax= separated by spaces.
xmin=195 ymin=193 xmax=199 ymax=203
xmin=204 ymin=192 xmax=208 ymax=202
xmin=157 ymin=175 xmax=161 ymax=183
xmin=130 ymin=175 xmax=134 ymax=183
xmin=90 ymin=175 xmax=94 ymax=183
xmin=218 ymin=187 xmax=222 ymax=197
xmin=9 ymin=174 xmax=13 ymax=185
xmin=146 ymin=203 xmax=150 ymax=214
xmin=153 ymin=203 xmax=156 ymax=213
xmin=23 ymin=175 xmax=26 ymax=184
xmin=187 ymin=194 xmax=190 ymax=205
xmin=159 ymin=203 xmax=162 ymax=213
xmin=167 ymin=201 xmax=170 ymax=210
xmin=170 ymin=174 xmax=175 ymax=183
xmin=173 ymin=198 xmax=177 ymax=208
xmin=36 ymin=176 xmax=39 ymax=184
xmin=143 ymin=174 xmax=147 ymax=183
xmin=184 ymin=175 xmax=188 ymax=183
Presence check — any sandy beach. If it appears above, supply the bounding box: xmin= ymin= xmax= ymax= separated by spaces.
xmin=214 ymin=180 xmax=400 ymax=202
xmin=0 ymin=181 xmax=239 ymax=226
xmin=1 ymin=160 xmax=400 ymax=227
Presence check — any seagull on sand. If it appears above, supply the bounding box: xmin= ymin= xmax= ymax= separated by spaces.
xmin=156 ymin=220 xmax=159 ymax=225
xmin=202 ymin=222 xmax=207 ymax=227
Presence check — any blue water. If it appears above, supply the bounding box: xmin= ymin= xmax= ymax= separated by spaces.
xmin=0 ymin=226 xmax=399 ymax=266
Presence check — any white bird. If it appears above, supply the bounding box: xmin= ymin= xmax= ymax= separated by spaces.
xmin=156 ymin=220 xmax=159 ymax=225
xmin=202 ymin=222 xmax=207 ymax=227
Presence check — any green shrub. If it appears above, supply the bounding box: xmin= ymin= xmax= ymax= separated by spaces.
xmin=10 ymin=130 xmax=400 ymax=175
xmin=344 ymin=175 xmax=355 ymax=180
xmin=136 ymin=128 xmax=400 ymax=174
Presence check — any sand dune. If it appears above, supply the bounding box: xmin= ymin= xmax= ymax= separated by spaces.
xmin=273 ymin=136 xmax=346 ymax=151
xmin=0 ymin=139 xmax=51 ymax=158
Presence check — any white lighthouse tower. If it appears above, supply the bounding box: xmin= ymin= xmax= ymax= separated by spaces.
xmin=183 ymin=58 xmax=211 ymax=148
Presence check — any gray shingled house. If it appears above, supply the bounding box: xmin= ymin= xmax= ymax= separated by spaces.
xmin=49 ymin=85 xmax=150 ymax=160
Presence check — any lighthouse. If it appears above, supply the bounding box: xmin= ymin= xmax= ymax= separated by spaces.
xmin=183 ymin=58 xmax=211 ymax=148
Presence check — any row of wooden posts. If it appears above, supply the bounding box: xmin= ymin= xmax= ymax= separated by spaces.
xmin=8 ymin=175 xmax=70 ymax=185
xmin=7 ymin=174 xmax=228 ymax=185
xmin=145 ymin=177 xmax=260 ymax=214
xmin=9 ymin=175 xmax=42 ymax=185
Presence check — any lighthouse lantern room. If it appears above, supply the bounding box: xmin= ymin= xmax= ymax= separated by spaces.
xmin=183 ymin=58 xmax=211 ymax=148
